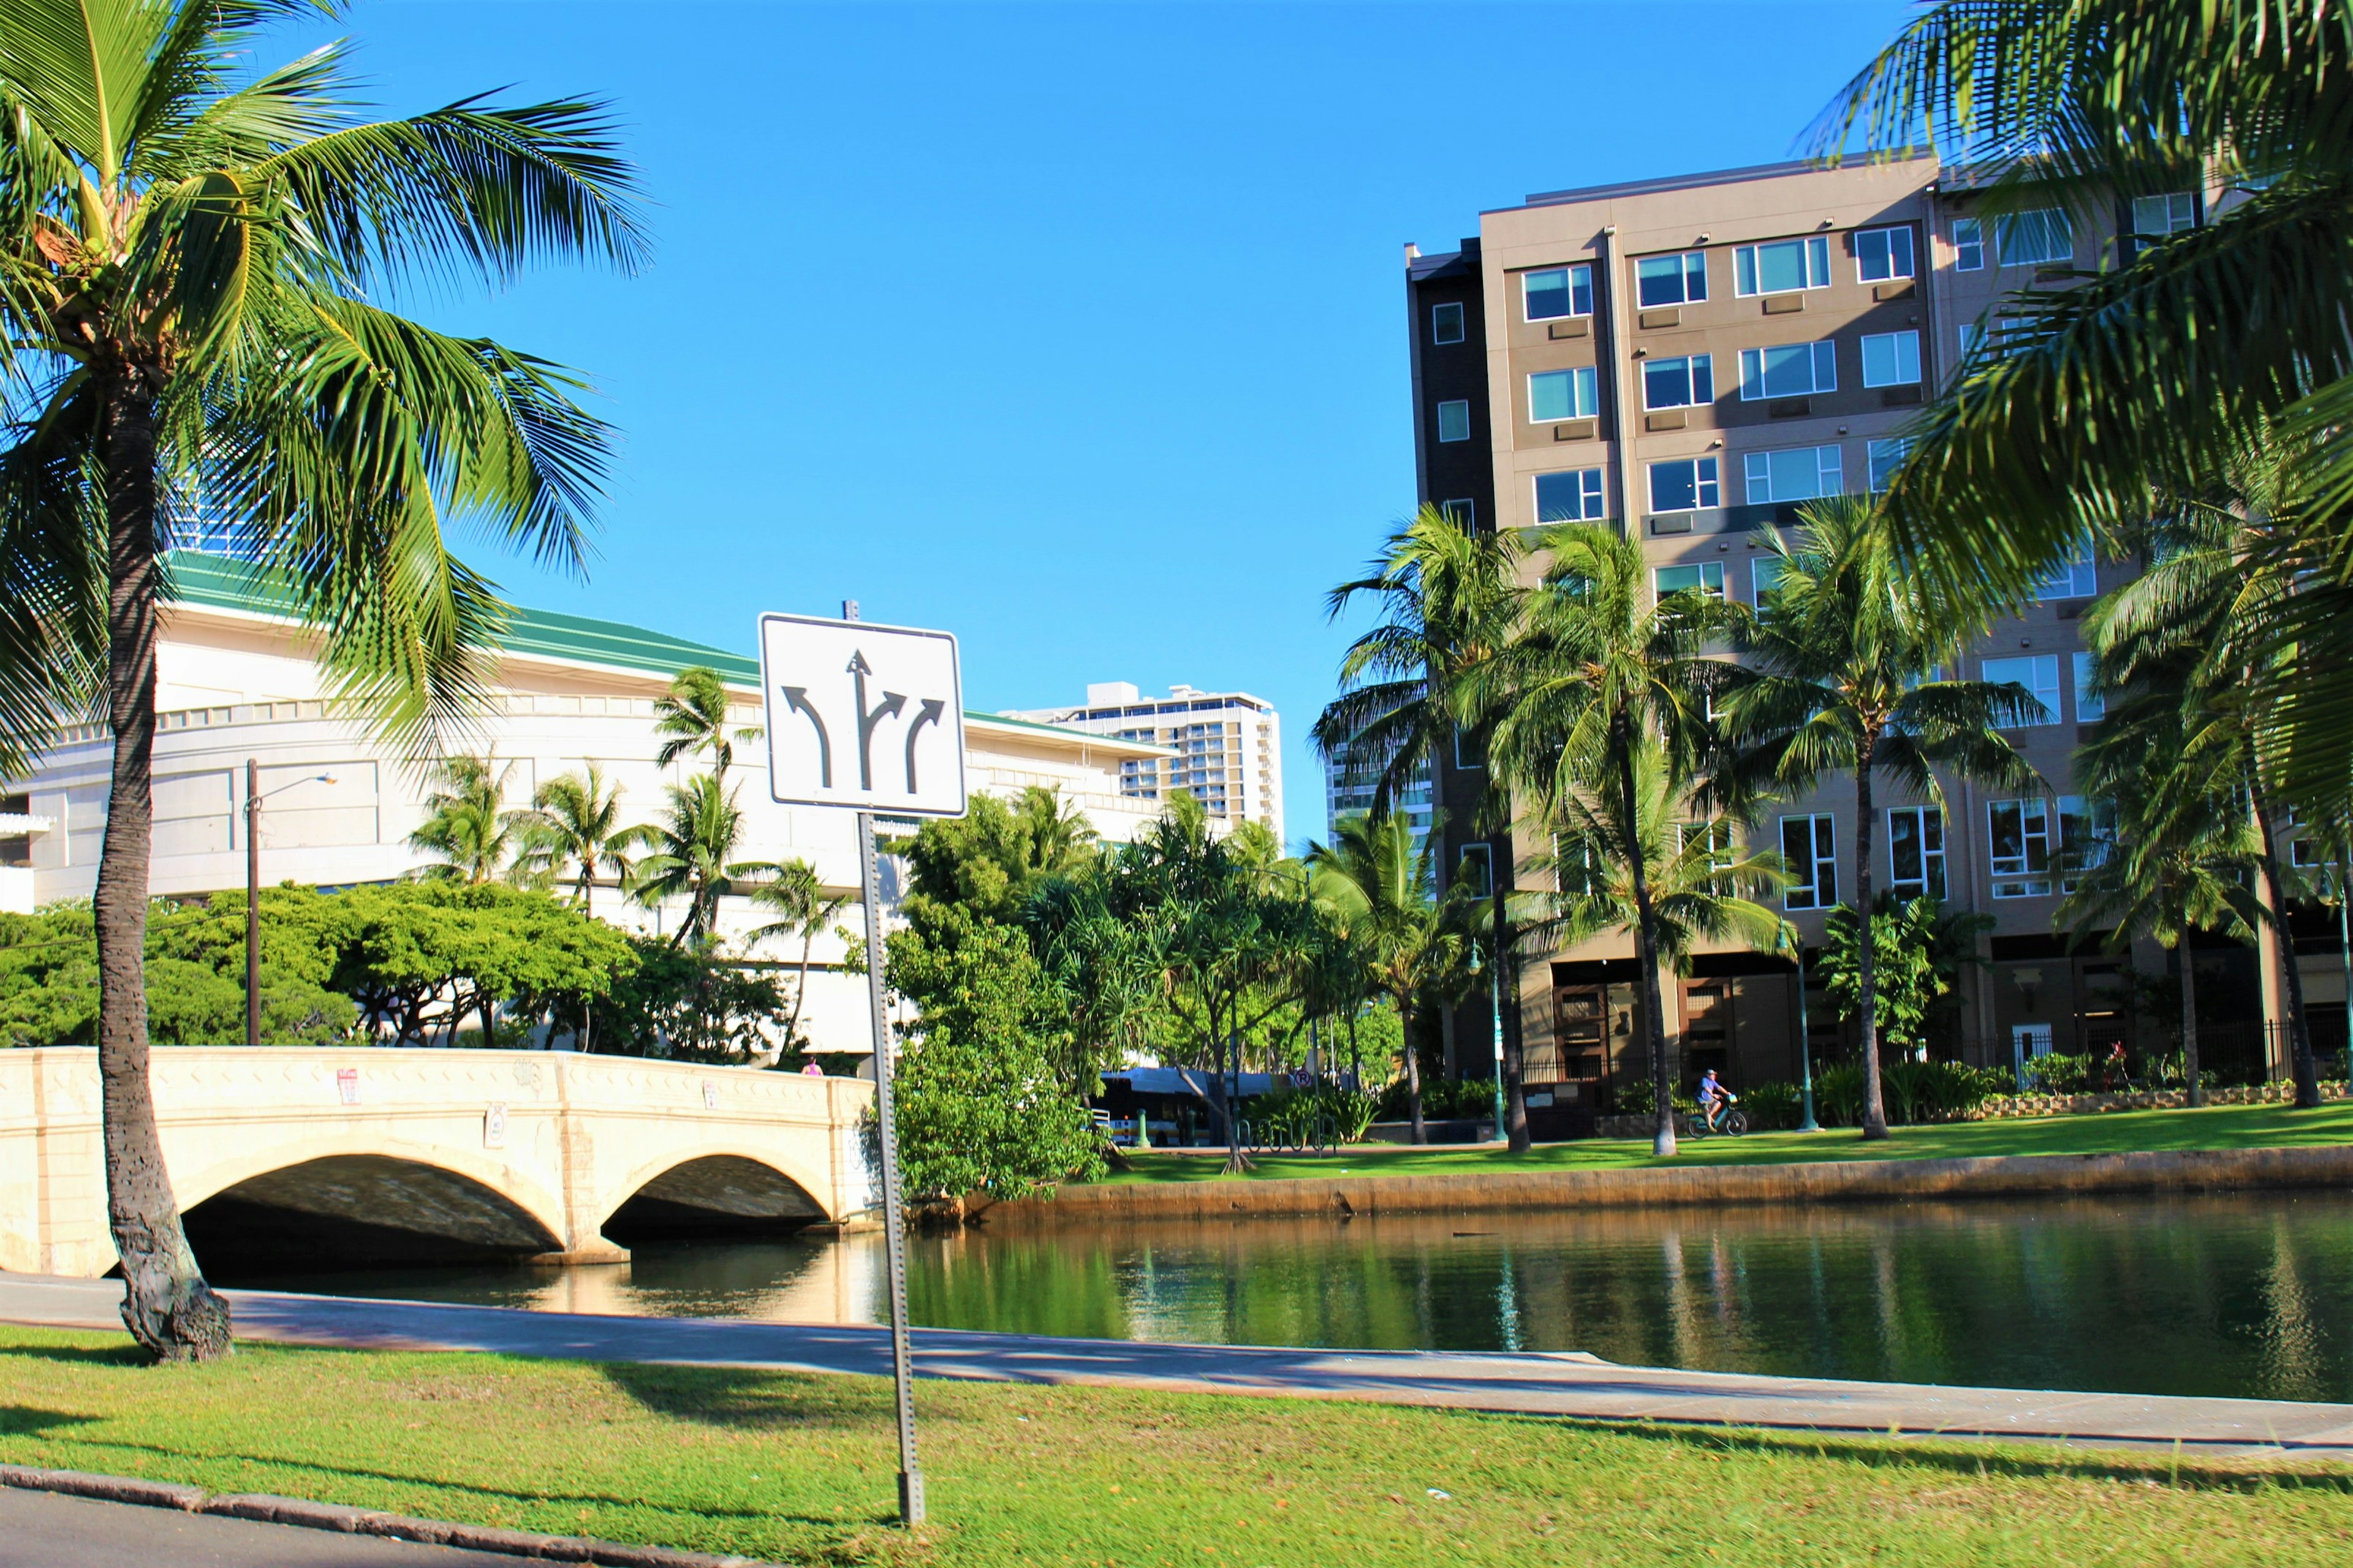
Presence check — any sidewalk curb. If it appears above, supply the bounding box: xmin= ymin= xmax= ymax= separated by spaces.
xmin=0 ymin=1464 xmax=789 ymax=1566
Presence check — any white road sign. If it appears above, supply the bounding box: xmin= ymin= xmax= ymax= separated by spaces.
xmin=757 ymin=612 xmax=967 ymax=817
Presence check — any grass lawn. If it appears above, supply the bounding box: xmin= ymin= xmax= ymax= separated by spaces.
xmin=1104 ymin=1100 xmax=2353 ymax=1184
xmin=2 ymin=1325 xmax=2350 ymax=1566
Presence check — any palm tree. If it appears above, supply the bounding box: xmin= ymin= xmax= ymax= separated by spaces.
xmin=0 ymin=1 xmax=640 ymax=1358
xmin=653 ymin=665 xmax=761 ymax=778
xmin=1819 ymin=1 xmax=2353 ymax=814
xmin=1305 ymin=808 xmax=1483 ymax=1145
xmin=407 ymin=756 xmax=532 ymax=885
xmin=1469 ymin=521 xmax=1738 ymax=1157
xmin=627 ymin=773 xmax=757 ymax=952
xmin=1527 ymin=738 xmax=1791 ymax=1131
xmin=1713 ymin=498 xmax=2037 ymax=1140
xmin=518 ymin=763 xmax=634 ymax=914
xmin=741 ymin=857 xmax=846 ymax=1052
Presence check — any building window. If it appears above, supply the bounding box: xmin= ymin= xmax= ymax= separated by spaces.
xmin=1529 ymin=366 xmax=1597 ymax=422
xmin=2059 ymin=795 xmax=2112 ymax=893
xmin=1734 ymin=235 xmax=1830 ymax=296
xmin=1957 ymin=320 xmax=1984 ymax=361
xmin=1679 ymin=820 xmax=1738 ymax=891
xmin=1635 ymin=251 xmax=1708 ymax=308
xmin=1436 ymin=399 xmax=1471 ymax=442
xmin=1888 ymin=806 xmax=1946 ymax=900
xmin=1861 ymin=330 xmax=1922 ymax=387
xmin=1655 ymin=562 xmax=1726 ymax=600
xmin=2072 ymin=653 xmax=2104 ymax=723
xmin=0 ymin=790 xmax=29 ymax=870
xmin=1998 ymin=208 xmax=2074 ymax=266
xmin=1866 ymin=437 xmax=1911 ymax=492
xmin=1750 ymin=557 xmax=1784 ymax=599
xmin=1453 ymin=729 xmax=1485 ymax=770
xmin=1988 ymin=798 xmax=2055 ymax=898
xmin=1457 ymin=841 xmax=1494 ymax=898
xmin=1982 ymin=654 xmax=2063 ymax=726
xmin=1431 ymin=300 xmax=1465 ymax=344
xmin=1536 ymin=468 xmax=1606 ymax=523
xmin=1743 ymin=444 xmax=1843 ymax=505
xmin=1441 ymin=498 xmax=1476 ymax=528
xmin=1952 ymin=216 xmax=1985 ymax=271
xmin=1642 ymin=353 xmax=1715 ymax=410
xmin=1525 ymin=265 xmax=1594 ymax=321
xmin=1738 ymin=341 xmax=1838 ymax=400
xmin=2131 ymin=192 xmax=2197 ymax=238
xmin=1648 ymin=456 xmax=1721 ymax=513
xmin=1781 ymin=813 xmax=1837 ymax=910
xmin=1854 ymin=225 xmax=1916 ymax=282
xmin=2034 ymin=539 xmax=2097 ymax=600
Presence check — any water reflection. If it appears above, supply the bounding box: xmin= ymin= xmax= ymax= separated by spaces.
xmin=213 ymin=1191 xmax=2353 ymax=1403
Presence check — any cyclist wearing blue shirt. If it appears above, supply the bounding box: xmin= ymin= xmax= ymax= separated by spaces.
xmin=1697 ymin=1069 xmax=1733 ymax=1132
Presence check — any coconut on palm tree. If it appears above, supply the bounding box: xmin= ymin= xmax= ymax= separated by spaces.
xmin=1713 ymin=497 xmax=2037 ymax=1139
xmin=519 ymin=763 xmax=634 ymax=914
xmin=0 ymin=0 xmax=640 ymax=1359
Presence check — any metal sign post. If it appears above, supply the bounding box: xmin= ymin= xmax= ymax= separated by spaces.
xmin=757 ymin=604 xmax=965 ymax=1529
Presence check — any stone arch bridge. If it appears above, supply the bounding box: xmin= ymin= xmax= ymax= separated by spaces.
xmin=1 ymin=1047 xmax=877 ymax=1278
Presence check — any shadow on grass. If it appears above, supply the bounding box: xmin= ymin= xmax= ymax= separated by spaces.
xmin=0 ymin=1406 xmax=101 ymax=1439
xmin=597 ymin=1360 xmax=899 ymax=1436
xmin=0 ymin=1343 xmax=150 ymax=1369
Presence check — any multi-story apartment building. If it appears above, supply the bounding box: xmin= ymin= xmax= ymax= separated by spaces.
xmin=1324 ymin=740 xmax=1433 ymax=859
xmin=1406 ymin=156 xmax=2340 ymax=1125
xmin=1004 ymin=682 xmax=1283 ymax=842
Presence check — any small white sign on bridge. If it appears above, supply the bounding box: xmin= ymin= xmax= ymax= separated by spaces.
xmin=757 ymin=613 xmax=966 ymax=818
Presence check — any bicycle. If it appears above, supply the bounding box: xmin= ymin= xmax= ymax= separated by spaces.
xmin=1678 ymin=1096 xmax=1748 ymax=1138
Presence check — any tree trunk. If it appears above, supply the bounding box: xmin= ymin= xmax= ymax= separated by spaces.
xmin=1854 ymin=758 xmax=1890 ymax=1140
xmin=2251 ymin=798 xmax=2321 ymax=1108
xmin=1222 ymin=1021 xmax=1252 ymax=1173
xmin=96 ymin=379 xmax=231 ymax=1362
xmin=1618 ymin=741 xmax=1677 ymax=1158
xmin=784 ymin=923 xmax=817 ymax=1051
xmin=2178 ymin=937 xmax=2202 ymax=1109
xmin=479 ymin=992 xmax=498 ymax=1050
xmin=1496 ymin=882 xmax=1531 ymax=1154
xmin=1401 ymin=991 xmax=1426 ymax=1145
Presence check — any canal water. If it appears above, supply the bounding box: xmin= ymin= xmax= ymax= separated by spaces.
xmin=210 ymin=1191 xmax=2353 ymax=1403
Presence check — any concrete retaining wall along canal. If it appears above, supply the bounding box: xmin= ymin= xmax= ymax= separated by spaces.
xmin=983 ymin=1145 xmax=2353 ymax=1227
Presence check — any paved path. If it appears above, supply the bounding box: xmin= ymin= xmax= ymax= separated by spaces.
xmin=0 ymin=1487 xmax=518 ymax=1567
xmin=7 ymin=1272 xmax=2352 ymax=1463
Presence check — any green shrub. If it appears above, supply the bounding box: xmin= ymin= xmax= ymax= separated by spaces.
xmin=1613 ymin=1077 xmax=1698 ymax=1120
xmin=1736 ymin=1080 xmax=1803 ymax=1130
xmin=1249 ymin=1082 xmax=1378 ymax=1145
xmin=2026 ymin=1052 xmax=2093 ymax=1094
xmin=1371 ymin=1075 xmax=1496 ymax=1121
xmin=1812 ymin=1062 xmax=1865 ymax=1126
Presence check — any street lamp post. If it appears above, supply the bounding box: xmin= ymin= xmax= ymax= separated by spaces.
xmin=1794 ymin=945 xmax=1821 ymax=1134
xmin=244 ymin=759 xmax=335 ymax=1047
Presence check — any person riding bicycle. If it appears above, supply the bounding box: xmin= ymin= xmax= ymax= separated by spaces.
xmin=1697 ymin=1069 xmax=1737 ymax=1133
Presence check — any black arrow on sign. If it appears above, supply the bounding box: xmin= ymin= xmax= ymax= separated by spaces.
xmin=848 ymin=651 xmax=906 ymax=792
xmin=779 ymin=687 xmax=833 ymax=787
xmin=902 ymin=698 xmax=945 ymax=792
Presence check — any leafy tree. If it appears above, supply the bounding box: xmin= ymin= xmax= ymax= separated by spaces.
xmin=1715 ymin=497 xmax=2036 ymax=1138
xmin=584 ymin=933 xmax=790 ymax=1062
xmin=330 ymin=882 xmax=634 ymax=1048
xmin=1024 ymin=861 xmax=1169 ymax=1104
xmin=518 ymin=763 xmax=634 ymax=913
xmin=890 ymin=786 xmax=1099 ymax=930
xmin=626 ymin=772 xmax=756 ymax=952
xmin=739 ymin=857 xmax=846 ymax=1052
xmin=0 ymin=0 xmax=641 ymax=1357
xmin=653 ymin=665 xmax=760 ymax=778
xmin=1821 ymin=1 xmax=2353 ymax=813
xmin=408 ymin=755 xmax=533 ymax=885
xmin=885 ymin=912 xmax=1103 ymax=1208
xmin=1471 ymin=521 xmax=1741 ymax=1157
xmin=1817 ymin=895 xmax=1991 ymax=1063
xmin=1305 ymin=808 xmax=1482 ymax=1144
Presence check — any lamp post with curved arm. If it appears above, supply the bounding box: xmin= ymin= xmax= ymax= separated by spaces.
xmin=245 ymin=759 xmax=336 ymax=1047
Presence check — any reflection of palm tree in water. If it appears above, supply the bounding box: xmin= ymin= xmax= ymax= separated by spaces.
xmin=2258 ymin=1214 xmax=2325 ymax=1404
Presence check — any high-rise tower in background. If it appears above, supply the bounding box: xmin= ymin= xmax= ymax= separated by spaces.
xmin=1004 ymin=682 xmax=1283 ymax=843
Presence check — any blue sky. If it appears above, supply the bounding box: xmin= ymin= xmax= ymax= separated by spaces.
xmin=287 ymin=1 xmax=1913 ymax=847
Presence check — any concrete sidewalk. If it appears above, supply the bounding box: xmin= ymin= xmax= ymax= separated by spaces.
xmin=7 ymin=1271 xmax=2351 ymax=1463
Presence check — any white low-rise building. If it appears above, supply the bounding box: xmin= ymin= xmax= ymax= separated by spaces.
xmin=0 ymin=554 xmax=1169 ymax=1051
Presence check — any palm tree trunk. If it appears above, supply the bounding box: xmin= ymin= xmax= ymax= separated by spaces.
xmin=786 ymin=924 xmax=819 ymax=1050
xmin=1401 ymin=989 xmax=1426 ymax=1145
xmin=1854 ymin=759 xmax=1890 ymax=1140
xmin=2178 ymin=937 xmax=2202 ymax=1109
xmin=2251 ymin=797 xmax=2322 ymax=1107
xmin=479 ymin=993 xmax=498 ymax=1049
xmin=1495 ymin=883 xmax=1531 ymax=1153
xmin=1618 ymin=742 xmax=1677 ymax=1159
xmin=96 ymin=379 xmax=230 ymax=1362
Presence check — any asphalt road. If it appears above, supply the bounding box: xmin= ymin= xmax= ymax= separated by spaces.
xmin=0 ymin=1488 xmax=523 ymax=1567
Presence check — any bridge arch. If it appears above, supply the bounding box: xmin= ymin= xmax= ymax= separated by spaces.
xmin=597 ymin=1146 xmax=836 ymax=1244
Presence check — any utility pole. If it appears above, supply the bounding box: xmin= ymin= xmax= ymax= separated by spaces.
xmin=245 ymin=759 xmax=260 ymax=1048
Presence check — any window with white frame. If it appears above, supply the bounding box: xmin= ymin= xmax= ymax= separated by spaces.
xmin=1536 ymin=468 xmax=1606 ymax=523
xmin=1529 ymin=367 xmax=1597 ymax=423
xmin=1988 ymin=798 xmax=2055 ymax=898
xmin=1952 ymin=216 xmax=1985 ymax=271
xmin=1998 ymin=208 xmax=2074 ymax=266
xmin=1743 ymin=444 xmax=1843 ymax=504
xmin=1643 ymin=353 xmax=1714 ymax=409
xmin=2131 ymin=193 xmax=2197 ymax=238
xmin=1636 ymin=252 xmax=1708 ymax=308
xmin=2034 ymin=538 xmax=2097 ymax=600
xmin=1957 ymin=321 xmax=1984 ymax=360
xmin=1888 ymin=806 xmax=1946 ymax=900
xmin=1750 ymin=556 xmax=1784 ymax=599
xmin=1739 ymin=341 xmax=1838 ymax=400
xmin=1867 ymin=437 xmax=1911 ymax=491
xmin=1436 ymin=400 xmax=1471 ymax=442
xmin=1431 ymin=301 xmax=1465 ymax=344
xmin=2058 ymin=795 xmax=2112 ymax=892
xmin=1735 ymin=236 xmax=1831 ymax=295
xmin=1453 ymin=729 xmax=1485 ymax=770
xmin=1982 ymin=654 xmax=2063 ymax=726
xmin=1854 ymin=225 xmax=1917 ymax=282
xmin=1781 ymin=814 xmax=1837 ymax=909
xmin=1457 ymin=841 xmax=1494 ymax=898
xmin=1524 ymin=265 xmax=1594 ymax=322
xmin=1648 ymin=456 xmax=1721 ymax=513
xmin=2072 ymin=653 xmax=2104 ymax=723
xmin=1654 ymin=561 xmax=1726 ymax=599
xmin=1862 ymin=330 xmax=1922 ymax=387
